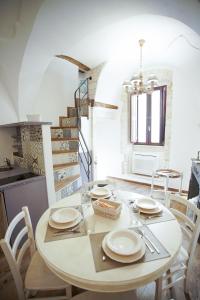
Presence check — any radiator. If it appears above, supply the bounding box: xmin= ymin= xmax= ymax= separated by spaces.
xmin=132 ymin=152 xmax=160 ymax=176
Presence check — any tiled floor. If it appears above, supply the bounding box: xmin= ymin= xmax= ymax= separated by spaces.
xmin=0 ymin=179 xmax=199 ymax=300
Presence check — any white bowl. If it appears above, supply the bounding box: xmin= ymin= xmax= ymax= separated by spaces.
xmin=51 ymin=208 xmax=80 ymax=224
xmin=102 ymin=235 xmax=145 ymax=263
xmin=106 ymin=229 xmax=142 ymax=256
xmin=49 ymin=214 xmax=82 ymax=230
xmin=135 ymin=198 xmax=158 ymax=210
xmin=91 ymin=187 xmax=111 ymax=197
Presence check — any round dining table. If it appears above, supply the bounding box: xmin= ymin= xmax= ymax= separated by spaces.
xmin=35 ymin=190 xmax=182 ymax=294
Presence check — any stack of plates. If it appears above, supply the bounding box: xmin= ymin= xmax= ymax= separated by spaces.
xmin=90 ymin=187 xmax=112 ymax=199
xmin=135 ymin=198 xmax=162 ymax=214
xmin=49 ymin=207 xmax=82 ymax=229
xmin=102 ymin=229 xmax=145 ymax=263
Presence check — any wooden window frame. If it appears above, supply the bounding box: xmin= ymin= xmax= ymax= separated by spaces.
xmin=130 ymin=85 xmax=167 ymax=146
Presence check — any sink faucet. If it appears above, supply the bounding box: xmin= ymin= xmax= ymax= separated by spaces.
xmin=5 ymin=158 xmax=11 ymax=168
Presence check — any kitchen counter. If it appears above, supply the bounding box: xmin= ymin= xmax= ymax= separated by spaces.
xmin=0 ymin=167 xmax=41 ymax=191
xmin=0 ymin=166 xmax=31 ymax=180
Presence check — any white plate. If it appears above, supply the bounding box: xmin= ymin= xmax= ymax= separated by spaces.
xmin=51 ymin=208 xmax=80 ymax=224
xmin=135 ymin=198 xmax=158 ymax=210
xmin=106 ymin=229 xmax=142 ymax=256
xmin=139 ymin=206 xmax=162 ymax=215
xmin=90 ymin=192 xmax=112 ymax=200
xmin=102 ymin=235 xmax=146 ymax=263
xmin=91 ymin=187 xmax=111 ymax=197
xmin=49 ymin=214 xmax=82 ymax=229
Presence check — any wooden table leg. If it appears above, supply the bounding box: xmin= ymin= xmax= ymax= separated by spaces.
xmin=155 ymin=278 xmax=162 ymax=300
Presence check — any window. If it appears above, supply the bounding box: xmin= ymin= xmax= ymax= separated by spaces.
xmin=130 ymin=86 xmax=167 ymax=145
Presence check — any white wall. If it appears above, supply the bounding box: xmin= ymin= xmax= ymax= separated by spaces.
xmin=0 ymin=0 xmax=43 ymax=120
xmin=31 ymin=58 xmax=78 ymax=125
xmin=0 ymin=80 xmax=18 ymax=124
xmin=170 ymin=63 xmax=200 ymax=189
xmin=93 ymin=59 xmax=200 ymax=191
xmin=93 ymin=107 xmax=122 ymax=180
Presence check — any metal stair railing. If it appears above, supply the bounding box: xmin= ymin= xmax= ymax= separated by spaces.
xmin=74 ymin=77 xmax=92 ymax=182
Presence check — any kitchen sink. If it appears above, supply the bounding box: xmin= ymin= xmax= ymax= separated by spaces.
xmin=0 ymin=173 xmax=38 ymax=186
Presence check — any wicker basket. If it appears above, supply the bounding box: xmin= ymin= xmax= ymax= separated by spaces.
xmin=92 ymin=198 xmax=122 ymax=219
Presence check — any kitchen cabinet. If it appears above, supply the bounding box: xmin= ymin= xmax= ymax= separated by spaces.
xmin=0 ymin=176 xmax=48 ymax=238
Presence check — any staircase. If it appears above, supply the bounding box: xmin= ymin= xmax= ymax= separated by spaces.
xmin=51 ymin=77 xmax=93 ymax=201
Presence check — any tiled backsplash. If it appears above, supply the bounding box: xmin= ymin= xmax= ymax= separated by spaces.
xmin=14 ymin=125 xmax=45 ymax=175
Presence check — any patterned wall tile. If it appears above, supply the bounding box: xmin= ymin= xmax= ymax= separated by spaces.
xmin=30 ymin=126 xmax=42 ymax=142
xmin=51 ymin=129 xmax=63 ymax=139
xmin=14 ymin=125 xmax=45 ymax=175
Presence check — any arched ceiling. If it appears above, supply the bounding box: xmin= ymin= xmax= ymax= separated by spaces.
xmin=18 ymin=0 xmax=200 ymax=117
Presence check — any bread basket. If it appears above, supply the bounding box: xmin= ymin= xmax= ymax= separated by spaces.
xmin=92 ymin=198 xmax=122 ymax=219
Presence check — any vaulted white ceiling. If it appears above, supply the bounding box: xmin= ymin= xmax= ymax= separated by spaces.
xmin=1 ymin=0 xmax=200 ymax=118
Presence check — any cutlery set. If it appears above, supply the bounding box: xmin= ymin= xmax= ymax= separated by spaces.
xmin=136 ymin=228 xmax=160 ymax=254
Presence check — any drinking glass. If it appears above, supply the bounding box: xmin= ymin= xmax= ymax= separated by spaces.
xmin=81 ymin=184 xmax=95 ymax=234
xmin=127 ymin=199 xmax=141 ymax=227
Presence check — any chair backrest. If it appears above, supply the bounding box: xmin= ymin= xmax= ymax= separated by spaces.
xmin=0 ymin=206 xmax=36 ymax=300
xmin=167 ymin=194 xmax=200 ymax=261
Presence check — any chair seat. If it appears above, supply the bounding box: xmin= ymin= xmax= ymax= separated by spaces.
xmin=155 ymin=169 xmax=182 ymax=179
xmin=25 ymin=251 xmax=69 ymax=290
xmin=176 ymin=246 xmax=189 ymax=263
xmin=170 ymin=246 xmax=188 ymax=270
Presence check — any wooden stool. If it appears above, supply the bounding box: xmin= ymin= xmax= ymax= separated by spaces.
xmin=151 ymin=169 xmax=183 ymax=202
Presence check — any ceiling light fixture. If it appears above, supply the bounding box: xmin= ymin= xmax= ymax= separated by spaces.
xmin=123 ymin=39 xmax=159 ymax=95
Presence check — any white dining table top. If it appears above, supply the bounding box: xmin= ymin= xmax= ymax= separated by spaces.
xmin=35 ymin=191 xmax=182 ymax=292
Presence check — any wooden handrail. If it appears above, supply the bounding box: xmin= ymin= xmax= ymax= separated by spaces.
xmin=90 ymin=100 xmax=118 ymax=110
xmin=56 ymin=55 xmax=91 ymax=72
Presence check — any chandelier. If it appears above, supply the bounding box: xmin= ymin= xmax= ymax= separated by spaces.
xmin=123 ymin=39 xmax=158 ymax=95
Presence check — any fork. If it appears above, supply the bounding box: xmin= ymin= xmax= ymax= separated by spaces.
xmin=53 ymin=224 xmax=81 ymax=234
xmin=143 ymin=213 xmax=163 ymax=219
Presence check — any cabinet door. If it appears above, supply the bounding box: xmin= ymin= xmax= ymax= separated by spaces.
xmin=0 ymin=192 xmax=8 ymax=239
xmin=4 ymin=177 xmax=48 ymax=232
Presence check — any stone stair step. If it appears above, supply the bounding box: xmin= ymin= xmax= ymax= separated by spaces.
xmin=53 ymin=162 xmax=79 ymax=170
xmin=52 ymin=149 xmax=78 ymax=154
xmin=52 ymin=139 xmax=79 ymax=152
xmin=79 ymin=104 xmax=89 ymax=117
xmin=67 ymin=107 xmax=78 ymax=117
xmin=52 ymin=151 xmax=78 ymax=165
xmin=75 ymin=98 xmax=91 ymax=106
xmin=51 ymin=127 xmax=79 ymax=139
xmin=59 ymin=116 xmax=78 ymax=127
xmin=54 ymin=163 xmax=80 ymax=182
xmin=55 ymin=176 xmax=82 ymax=201
xmin=54 ymin=174 xmax=80 ymax=192
xmin=51 ymin=137 xmax=79 ymax=141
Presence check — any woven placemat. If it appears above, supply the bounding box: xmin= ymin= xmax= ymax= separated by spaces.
xmin=44 ymin=205 xmax=87 ymax=242
xmin=89 ymin=225 xmax=170 ymax=272
xmin=136 ymin=208 xmax=176 ymax=225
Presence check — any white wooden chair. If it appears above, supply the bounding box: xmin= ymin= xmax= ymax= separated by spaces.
xmin=155 ymin=194 xmax=200 ymax=299
xmin=0 ymin=206 xmax=72 ymax=300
